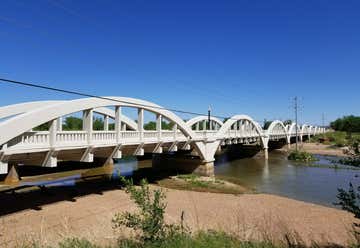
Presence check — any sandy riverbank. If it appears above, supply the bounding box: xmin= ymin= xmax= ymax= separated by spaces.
xmin=0 ymin=186 xmax=356 ymax=247
xmin=280 ymin=142 xmax=347 ymax=157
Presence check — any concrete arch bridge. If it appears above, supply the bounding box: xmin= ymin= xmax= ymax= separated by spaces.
xmin=0 ymin=97 xmax=325 ymax=176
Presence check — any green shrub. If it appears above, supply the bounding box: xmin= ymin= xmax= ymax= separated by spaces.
xmin=288 ymin=151 xmax=317 ymax=162
xmin=58 ymin=238 xmax=100 ymax=248
xmin=112 ymin=178 xmax=185 ymax=242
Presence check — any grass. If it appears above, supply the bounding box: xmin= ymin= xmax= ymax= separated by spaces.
xmin=311 ymin=131 xmax=360 ymax=147
xmin=156 ymin=174 xmax=251 ymax=195
xmin=20 ymin=230 xmax=357 ymax=248
xmin=288 ymin=151 xmax=317 ymax=162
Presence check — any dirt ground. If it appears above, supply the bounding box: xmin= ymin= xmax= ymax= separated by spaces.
xmin=281 ymin=142 xmax=347 ymax=157
xmin=0 ymin=186 xmax=356 ymax=247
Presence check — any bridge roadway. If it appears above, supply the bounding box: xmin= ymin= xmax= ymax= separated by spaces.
xmin=0 ymin=97 xmax=325 ymax=176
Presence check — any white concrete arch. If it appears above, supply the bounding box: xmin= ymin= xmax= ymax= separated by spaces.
xmin=266 ymin=120 xmax=287 ymax=136
xmin=301 ymin=124 xmax=310 ymax=134
xmin=0 ymin=100 xmax=138 ymax=130
xmin=287 ymin=123 xmax=301 ymax=135
xmin=0 ymin=97 xmax=206 ymax=159
xmin=0 ymin=101 xmax=62 ymax=120
xmin=216 ymin=115 xmax=265 ymax=146
xmin=186 ymin=116 xmax=223 ymax=130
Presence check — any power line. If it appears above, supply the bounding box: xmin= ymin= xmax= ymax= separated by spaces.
xmin=1 ymin=77 xmax=256 ymax=123
xmin=0 ymin=77 xmax=301 ymax=126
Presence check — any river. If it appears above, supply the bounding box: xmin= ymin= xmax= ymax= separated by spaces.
xmin=215 ymin=150 xmax=359 ymax=207
xmin=2 ymin=150 xmax=358 ymax=208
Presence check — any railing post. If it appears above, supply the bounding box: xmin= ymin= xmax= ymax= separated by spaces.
xmin=202 ymin=120 xmax=206 ymax=131
xmin=115 ymin=106 xmax=122 ymax=143
xmin=156 ymin=114 xmax=162 ymax=141
xmin=104 ymin=115 xmax=109 ymax=131
xmin=83 ymin=109 xmax=93 ymax=144
xmin=196 ymin=122 xmax=199 ymax=131
xmin=138 ymin=108 xmax=144 ymax=141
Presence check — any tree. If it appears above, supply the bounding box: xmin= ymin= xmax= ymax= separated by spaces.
xmin=33 ymin=122 xmax=50 ymax=131
xmin=283 ymin=120 xmax=293 ymax=126
xmin=93 ymin=117 xmax=104 ymax=130
xmin=263 ymin=121 xmax=272 ymax=130
xmin=62 ymin=117 xmax=83 ymax=131
xmin=330 ymin=115 xmax=360 ymax=136
xmin=143 ymin=121 xmax=174 ymax=130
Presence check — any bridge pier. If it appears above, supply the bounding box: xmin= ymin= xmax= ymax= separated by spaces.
xmin=264 ymin=147 xmax=268 ymax=160
xmin=0 ymin=161 xmax=8 ymax=174
xmin=152 ymin=154 xmax=215 ymax=177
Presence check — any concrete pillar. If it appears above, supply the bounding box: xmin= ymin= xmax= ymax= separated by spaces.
xmin=83 ymin=109 xmax=93 ymax=144
xmin=264 ymin=148 xmax=269 ymax=160
xmin=57 ymin=117 xmax=62 ymax=131
xmin=49 ymin=119 xmax=57 ymax=148
xmin=196 ymin=122 xmax=199 ymax=131
xmin=104 ymin=115 xmax=109 ymax=131
xmin=138 ymin=108 xmax=144 ymax=141
xmin=194 ymin=161 xmax=215 ymax=177
xmin=122 ymin=123 xmax=127 ymax=131
xmin=0 ymin=144 xmax=8 ymax=174
xmin=156 ymin=114 xmax=162 ymax=140
xmin=0 ymin=161 xmax=8 ymax=174
xmin=173 ymin=123 xmax=178 ymax=139
xmin=115 ymin=106 xmax=122 ymax=143
xmin=202 ymin=120 xmax=206 ymax=130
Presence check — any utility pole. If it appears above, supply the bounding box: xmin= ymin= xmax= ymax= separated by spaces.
xmin=322 ymin=113 xmax=325 ymax=136
xmin=294 ymin=96 xmax=298 ymax=151
xmin=208 ymin=106 xmax=211 ymax=130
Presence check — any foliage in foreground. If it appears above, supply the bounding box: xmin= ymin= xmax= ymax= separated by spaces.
xmin=336 ymin=182 xmax=360 ymax=243
xmin=54 ymin=232 xmax=278 ymax=248
xmin=112 ymin=178 xmax=184 ymax=242
xmin=288 ymin=151 xmax=317 ymax=162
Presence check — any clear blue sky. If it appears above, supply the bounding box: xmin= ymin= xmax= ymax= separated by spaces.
xmin=1 ymin=0 xmax=359 ymax=125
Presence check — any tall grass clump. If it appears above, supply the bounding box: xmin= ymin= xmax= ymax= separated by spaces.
xmin=288 ymin=151 xmax=317 ymax=162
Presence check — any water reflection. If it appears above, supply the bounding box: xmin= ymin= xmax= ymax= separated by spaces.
xmin=215 ymin=150 xmax=359 ymax=207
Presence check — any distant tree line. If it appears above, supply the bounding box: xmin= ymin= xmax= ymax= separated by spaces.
xmin=330 ymin=115 xmax=360 ymax=134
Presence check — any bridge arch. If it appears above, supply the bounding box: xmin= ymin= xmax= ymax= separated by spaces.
xmin=266 ymin=120 xmax=287 ymax=136
xmin=186 ymin=116 xmax=223 ymax=130
xmin=0 ymin=100 xmax=138 ymax=130
xmin=0 ymin=97 xmax=207 ymax=160
xmin=216 ymin=115 xmax=265 ymax=147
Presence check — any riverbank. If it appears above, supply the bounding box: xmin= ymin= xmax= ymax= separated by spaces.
xmin=0 ymin=186 xmax=356 ymax=247
xmin=280 ymin=142 xmax=347 ymax=157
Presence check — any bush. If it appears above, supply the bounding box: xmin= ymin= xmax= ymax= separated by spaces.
xmin=112 ymin=178 xmax=185 ymax=242
xmin=288 ymin=151 xmax=317 ymax=162
xmin=336 ymin=182 xmax=360 ymax=243
xmin=58 ymin=237 xmax=100 ymax=248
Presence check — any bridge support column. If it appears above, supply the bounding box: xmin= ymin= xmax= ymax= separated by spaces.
xmin=57 ymin=117 xmax=62 ymax=131
xmin=138 ymin=108 xmax=144 ymax=141
xmin=104 ymin=115 xmax=109 ymax=131
xmin=0 ymin=145 xmax=8 ymax=174
xmin=115 ymin=106 xmax=122 ymax=143
xmin=83 ymin=109 xmax=93 ymax=144
xmin=194 ymin=160 xmax=214 ymax=177
xmin=0 ymin=161 xmax=8 ymax=174
xmin=264 ymin=148 xmax=268 ymax=160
